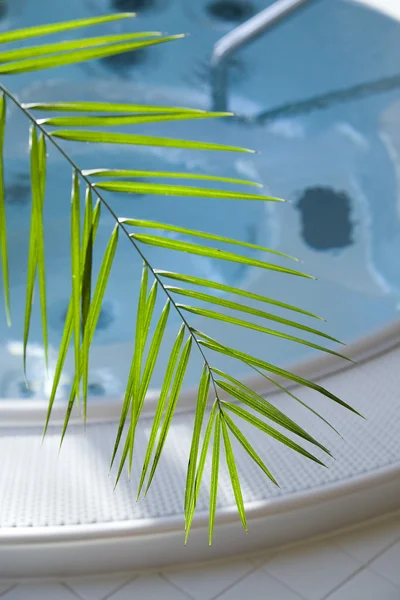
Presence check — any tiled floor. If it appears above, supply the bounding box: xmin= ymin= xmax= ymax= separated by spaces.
xmin=0 ymin=511 xmax=399 ymax=600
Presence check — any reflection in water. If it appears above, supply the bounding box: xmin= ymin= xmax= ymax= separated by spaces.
xmin=206 ymin=0 xmax=255 ymax=22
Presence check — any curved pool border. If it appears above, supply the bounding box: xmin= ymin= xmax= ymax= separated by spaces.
xmin=1 ymin=317 xmax=399 ymax=427
xmin=0 ymin=318 xmax=399 ymax=578
xmin=0 ymin=462 xmax=399 ymax=578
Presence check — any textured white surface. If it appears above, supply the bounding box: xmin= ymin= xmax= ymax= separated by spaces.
xmin=1 ymin=512 xmax=400 ymax=599
xmin=0 ymin=346 xmax=399 ymax=529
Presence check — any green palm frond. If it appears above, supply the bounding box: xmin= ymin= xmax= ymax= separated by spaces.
xmin=0 ymin=14 xmax=361 ymax=543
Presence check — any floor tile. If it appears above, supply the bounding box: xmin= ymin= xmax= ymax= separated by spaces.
xmin=369 ymin=540 xmax=400 ymax=587
xmin=326 ymin=568 xmax=400 ymax=600
xmin=261 ymin=541 xmax=361 ymax=600
xmin=217 ymin=568 xmax=304 ymax=600
xmin=65 ymin=575 xmax=132 ymax=600
xmin=164 ymin=558 xmax=253 ymax=600
xmin=106 ymin=574 xmax=192 ymax=600
xmin=0 ymin=583 xmax=78 ymax=600
xmin=330 ymin=514 xmax=400 ymax=563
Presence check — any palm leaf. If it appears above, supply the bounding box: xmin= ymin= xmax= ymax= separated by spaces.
xmin=36 ymin=134 xmax=48 ymax=370
xmin=71 ymin=171 xmax=81 ymax=403
xmin=136 ymin=297 xmax=169 ymax=415
xmin=196 ymin=332 xmax=361 ymax=416
xmin=123 ymin=218 xmax=294 ymax=261
xmin=184 ymin=365 xmax=210 ymax=527
xmin=221 ymin=400 xmax=326 ymax=466
xmin=24 ymin=102 xmax=205 ymax=114
xmin=39 ymin=112 xmax=232 ymax=128
xmin=145 ymin=336 xmax=192 ymax=493
xmin=51 ymin=129 xmax=255 ymax=153
xmin=0 ymin=37 xmax=184 ymax=75
xmin=102 ymin=183 xmax=282 ymax=203
xmin=128 ymin=265 xmax=152 ymax=473
xmin=134 ymin=236 xmax=313 ymax=278
xmin=81 ymin=188 xmax=95 ymax=415
xmin=221 ymin=414 xmax=247 ymax=532
xmin=0 ymin=32 xmax=162 ymax=64
xmin=84 ymin=169 xmax=262 ymax=187
xmin=181 ymin=305 xmax=349 ymax=361
xmin=0 ymin=93 xmax=10 ymax=325
xmin=136 ymin=323 xmax=184 ymax=496
xmin=212 ymin=368 xmax=331 ymax=455
xmin=157 ymin=270 xmax=324 ymax=320
xmin=110 ymin=264 xmax=150 ymax=472
xmin=0 ymin=13 xmax=137 ymax=45
xmin=248 ymin=363 xmax=343 ymax=439
xmin=209 ymin=410 xmax=221 ymax=546
xmin=81 ymin=188 xmax=94 ymax=337
xmin=61 ymin=224 xmax=119 ymax=438
xmin=169 ymin=287 xmax=339 ymax=342
xmin=185 ymin=402 xmax=218 ymax=543
xmin=43 ymin=201 xmax=101 ymax=434
xmin=223 ymin=411 xmax=278 ymax=486
xmin=23 ymin=126 xmax=47 ymax=378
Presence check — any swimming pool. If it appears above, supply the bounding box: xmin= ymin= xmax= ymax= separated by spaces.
xmin=1 ymin=0 xmax=400 ymax=402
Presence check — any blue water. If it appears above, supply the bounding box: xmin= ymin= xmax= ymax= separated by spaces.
xmin=1 ymin=0 xmax=400 ymax=400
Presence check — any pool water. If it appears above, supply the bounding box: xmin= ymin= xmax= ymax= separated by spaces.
xmin=1 ymin=0 xmax=400 ymax=401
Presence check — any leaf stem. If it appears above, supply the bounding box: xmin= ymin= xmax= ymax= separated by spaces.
xmin=0 ymin=82 xmax=222 ymax=401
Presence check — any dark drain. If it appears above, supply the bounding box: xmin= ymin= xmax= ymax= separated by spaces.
xmin=6 ymin=174 xmax=30 ymax=206
xmin=100 ymin=48 xmax=148 ymax=73
xmin=55 ymin=301 xmax=114 ymax=333
xmin=206 ymin=0 xmax=255 ymax=22
xmin=112 ymin=0 xmax=159 ymax=12
xmin=88 ymin=383 xmax=106 ymax=397
xmin=297 ymin=186 xmax=353 ymax=251
xmin=0 ymin=1 xmax=7 ymax=19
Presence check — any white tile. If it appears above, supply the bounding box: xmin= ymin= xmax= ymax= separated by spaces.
xmin=107 ymin=574 xmax=191 ymax=600
xmin=370 ymin=540 xmax=400 ymax=586
xmin=217 ymin=568 xmax=304 ymax=600
xmin=261 ymin=541 xmax=361 ymax=600
xmin=0 ymin=583 xmax=78 ymax=600
xmin=65 ymin=575 xmax=132 ymax=600
xmin=164 ymin=558 xmax=253 ymax=600
xmin=326 ymin=568 xmax=400 ymax=600
xmin=330 ymin=514 xmax=400 ymax=563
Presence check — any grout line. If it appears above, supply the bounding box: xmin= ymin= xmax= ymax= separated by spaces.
xmin=258 ymin=569 xmax=308 ymax=600
xmin=61 ymin=582 xmax=85 ymax=599
xmin=363 ymin=567 xmax=400 ymax=591
xmin=158 ymin=572 xmax=196 ymax=600
xmin=210 ymin=561 xmax=308 ymax=600
xmin=210 ymin=563 xmax=260 ymax=600
xmin=62 ymin=575 xmax=137 ymax=600
xmin=0 ymin=586 xmax=17 ymax=598
xmin=102 ymin=575 xmax=138 ymax=600
xmin=321 ymin=534 xmax=400 ymax=600
xmin=320 ymin=564 xmax=366 ymax=600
